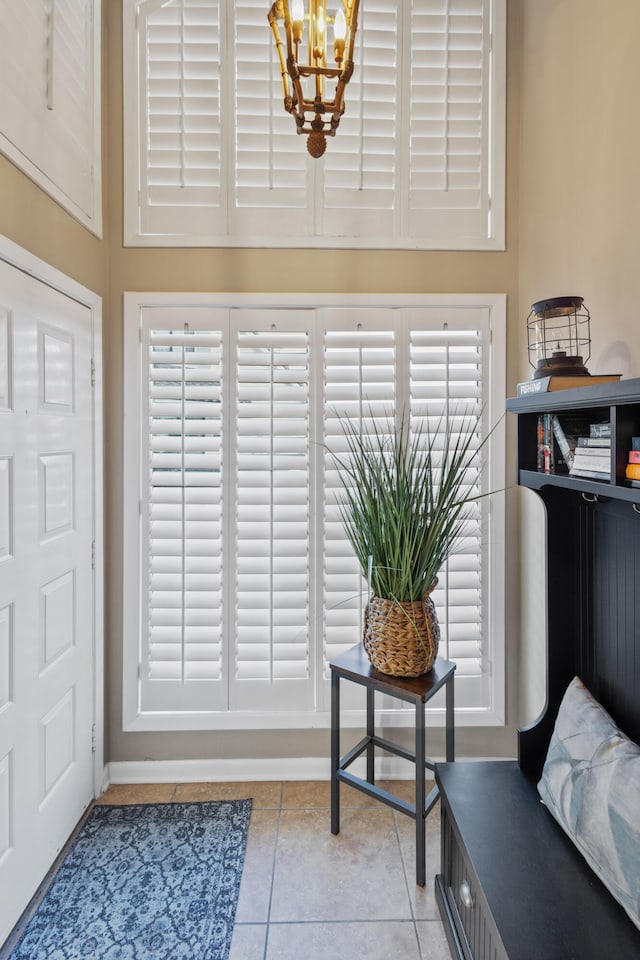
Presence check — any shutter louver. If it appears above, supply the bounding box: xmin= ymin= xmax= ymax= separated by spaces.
xmin=142 ymin=323 xmax=225 ymax=713
xmin=138 ymin=0 xmax=222 ymax=237
xmin=231 ymin=320 xmax=313 ymax=711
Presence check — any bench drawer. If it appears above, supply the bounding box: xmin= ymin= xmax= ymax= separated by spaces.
xmin=437 ymin=806 xmax=504 ymax=960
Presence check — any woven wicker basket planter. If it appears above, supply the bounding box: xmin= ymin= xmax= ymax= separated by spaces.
xmin=363 ymin=585 xmax=440 ymax=678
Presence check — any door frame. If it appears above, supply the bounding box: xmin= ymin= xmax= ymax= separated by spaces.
xmin=0 ymin=233 xmax=104 ymax=797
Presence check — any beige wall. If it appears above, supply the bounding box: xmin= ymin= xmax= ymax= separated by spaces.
xmin=517 ymin=0 xmax=640 ymax=725
xmin=0 ymin=154 xmax=107 ymax=297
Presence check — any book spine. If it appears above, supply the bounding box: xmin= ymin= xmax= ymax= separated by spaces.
xmin=570 ymin=466 xmax=612 ymax=479
xmin=536 ymin=415 xmax=545 ymax=472
xmin=628 ymin=450 xmax=640 ymax=464
xmin=576 ymin=437 xmax=611 ymax=448
xmin=551 ymin=415 xmax=574 ymax=470
xmin=625 ymin=463 xmax=640 ymax=481
xmin=543 ymin=413 xmax=553 ymax=474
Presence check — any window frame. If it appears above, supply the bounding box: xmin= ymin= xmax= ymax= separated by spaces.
xmin=123 ymin=291 xmax=506 ymax=732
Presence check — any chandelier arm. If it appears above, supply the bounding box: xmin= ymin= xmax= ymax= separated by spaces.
xmin=268 ymin=3 xmax=291 ymax=99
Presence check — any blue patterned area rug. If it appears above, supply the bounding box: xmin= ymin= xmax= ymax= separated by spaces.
xmin=7 ymin=800 xmax=252 ymax=960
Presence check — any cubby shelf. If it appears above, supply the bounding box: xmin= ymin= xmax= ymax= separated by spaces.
xmin=506 ymin=376 xmax=640 ymax=502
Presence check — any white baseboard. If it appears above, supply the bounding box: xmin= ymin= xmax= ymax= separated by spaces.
xmin=106 ymin=754 xmax=435 ymax=786
xmin=105 ymin=754 xmax=514 ymax=788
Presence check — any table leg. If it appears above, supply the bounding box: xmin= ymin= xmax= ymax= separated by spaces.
xmin=366 ymin=686 xmax=375 ymax=784
xmin=331 ymin=669 xmax=340 ymax=835
xmin=415 ymin=700 xmax=426 ymax=886
xmin=445 ymin=673 xmax=455 ymax=762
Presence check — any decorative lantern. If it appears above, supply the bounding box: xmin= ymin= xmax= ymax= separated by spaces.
xmin=527 ymin=296 xmax=591 ymax=379
xmin=267 ymin=0 xmax=360 ymax=158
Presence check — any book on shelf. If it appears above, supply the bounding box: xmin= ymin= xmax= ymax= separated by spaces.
xmin=572 ymin=451 xmax=611 ymax=469
xmin=589 ymin=421 xmax=611 ymax=439
xmin=550 ymin=415 xmax=575 ymax=471
xmin=516 ymin=373 xmax=621 ymax=398
xmin=627 ymin=478 xmax=640 ymax=489
xmin=570 ymin=466 xmax=612 ymax=480
xmin=628 ymin=450 xmax=640 ymax=464
xmin=632 ymin=437 xmax=640 ymax=451
xmin=576 ymin=436 xmax=611 ymax=447
xmin=625 ymin=463 xmax=640 ymax=481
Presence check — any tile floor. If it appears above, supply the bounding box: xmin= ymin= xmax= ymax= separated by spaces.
xmin=96 ymin=779 xmax=451 ymax=960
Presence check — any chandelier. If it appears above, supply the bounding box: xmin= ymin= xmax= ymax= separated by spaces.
xmin=267 ymin=0 xmax=360 ymax=158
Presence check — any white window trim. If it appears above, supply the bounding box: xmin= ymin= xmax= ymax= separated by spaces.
xmin=122 ymin=0 xmax=506 ymax=251
xmin=0 ymin=0 xmax=103 ymax=237
xmin=123 ymin=291 xmax=506 ymax=732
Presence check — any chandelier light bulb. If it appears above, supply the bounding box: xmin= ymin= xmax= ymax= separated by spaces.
xmin=334 ymin=7 xmax=346 ymax=39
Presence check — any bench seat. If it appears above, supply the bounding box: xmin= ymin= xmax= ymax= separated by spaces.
xmin=435 ymin=760 xmax=640 ymax=960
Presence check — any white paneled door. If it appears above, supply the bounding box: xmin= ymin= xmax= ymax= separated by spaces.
xmin=0 ymin=258 xmax=97 ymax=947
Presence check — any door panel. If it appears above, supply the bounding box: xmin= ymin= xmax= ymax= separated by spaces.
xmin=0 ymin=260 xmax=95 ymax=947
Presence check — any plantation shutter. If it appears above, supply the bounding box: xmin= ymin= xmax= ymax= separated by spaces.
xmin=124 ymin=0 xmax=505 ymax=247
xmin=141 ymin=309 xmax=227 ymax=714
xmin=405 ymin=309 xmax=491 ymax=710
xmin=0 ymin=0 xmax=100 ymax=229
xmin=407 ymin=0 xmax=491 ymax=242
xmin=135 ymin=0 xmax=223 ymax=239
xmin=229 ymin=313 xmax=314 ymax=711
xmin=320 ymin=1 xmax=398 ymax=238
xmin=233 ymin=2 xmax=310 ymax=237
xmin=321 ymin=316 xmax=397 ymax=670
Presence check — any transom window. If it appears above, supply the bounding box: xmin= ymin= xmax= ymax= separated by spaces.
xmin=122 ymin=0 xmax=506 ymax=249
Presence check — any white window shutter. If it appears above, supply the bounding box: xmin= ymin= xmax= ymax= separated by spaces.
xmin=134 ymin=0 xmax=223 ymax=239
xmin=407 ymin=0 xmax=493 ymax=243
xmin=229 ymin=312 xmax=314 ymax=711
xmin=320 ymin=1 xmax=398 ymax=238
xmin=321 ymin=317 xmax=397 ymax=670
xmin=141 ymin=311 xmax=227 ymax=714
xmin=0 ymin=0 xmax=101 ymax=233
xmin=233 ymin=2 xmax=310 ymax=237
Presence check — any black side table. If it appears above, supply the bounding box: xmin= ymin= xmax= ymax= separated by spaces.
xmin=330 ymin=643 xmax=455 ymax=886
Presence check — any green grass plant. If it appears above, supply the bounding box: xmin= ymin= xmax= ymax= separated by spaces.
xmin=331 ymin=410 xmax=484 ymax=603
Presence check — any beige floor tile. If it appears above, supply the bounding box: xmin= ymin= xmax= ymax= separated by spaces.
xmin=94 ymin=783 xmax=177 ymax=805
xmin=235 ymin=810 xmax=279 ymax=923
xmin=387 ymin=778 xmax=437 ymax=805
xmin=416 ymin=920 xmax=452 ymax=959
xmin=265 ymin=921 xmax=422 ymax=960
xmin=282 ymin=779 xmax=384 ymax=809
xmin=229 ymin=924 xmax=268 ymax=960
xmin=282 ymin=779 xmax=332 ymax=808
xmin=172 ymin=780 xmax=282 ymax=808
xmin=270 ymin=807 xmax=412 ymax=922
xmin=394 ymin=805 xmax=442 ymax=920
